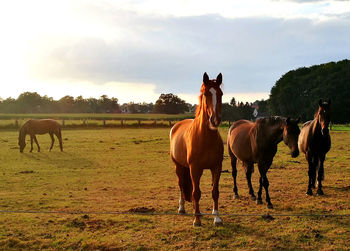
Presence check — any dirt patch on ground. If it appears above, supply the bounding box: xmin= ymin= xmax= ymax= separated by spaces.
xmin=127 ymin=207 xmax=155 ymax=213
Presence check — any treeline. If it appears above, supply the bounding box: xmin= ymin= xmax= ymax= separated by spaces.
xmin=0 ymin=92 xmax=195 ymax=115
xmin=269 ymin=59 xmax=350 ymax=123
xmin=0 ymin=91 xmax=257 ymax=120
xmin=221 ymin=97 xmax=256 ymax=121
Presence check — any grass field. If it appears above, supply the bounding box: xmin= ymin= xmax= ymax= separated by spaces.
xmin=0 ymin=128 xmax=349 ymax=250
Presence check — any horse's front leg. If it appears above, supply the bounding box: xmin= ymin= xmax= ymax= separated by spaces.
xmin=190 ymin=167 xmax=203 ymax=227
xmin=211 ymin=166 xmax=223 ymax=226
xmin=306 ymin=152 xmax=316 ymax=195
xmin=33 ymin=135 xmax=40 ymax=152
xmin=316 ymin=155 xmax=325 ymax=196
xmin=246 ymin=163 xmax=256 ymax=200
xmin=262 ymin=173 xmax=273 ymax=209
xmin=49 ymin=133 xmax=55 ymax=151
xmin=30 ymin=135 xmax=34 ymax=152
xmin=256 ymin=176 xmax=263 ymax=205
xmin=258 ymin=163 xmax=273 ymax=209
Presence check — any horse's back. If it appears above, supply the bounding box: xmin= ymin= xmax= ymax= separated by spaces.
xmin=228 ymin=120 xmax=256 ymax=162
xmin=26 ymin=119 xmax=61 ymax=134
xmin=170 ymin=119 xmax=193 ymax=167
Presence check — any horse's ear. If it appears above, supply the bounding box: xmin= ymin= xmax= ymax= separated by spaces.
xmin=216 ymin=73 xmax=222 ymax=85
xmin=328 ymin=99 xmax=331 ymax=106
xmin=203 ymin=72 xmax=209 ymax=85
xmin=286 ymin=117 xmax=290 ymax=124
xmin=318 ymin=99 xmax=323 ymax=107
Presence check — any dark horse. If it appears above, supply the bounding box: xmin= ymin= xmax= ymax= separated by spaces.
xmin=18 ymin=119 xmax=63 ymax=153
xmin=170 ymin=73 xmax=224 ymax=226
xmin=298 ymin=99 xmax=331 ymax=196
xmin=227 ymin=116 xmax=300 ymax=208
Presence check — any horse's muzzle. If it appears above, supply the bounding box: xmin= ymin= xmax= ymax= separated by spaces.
xmin=210 ymin=116 xmax=221 ymax=128
xmin=321 ymin=128 xmax=329 ymax=136
xmin=291 ymin=150 xmax=299 ymax=158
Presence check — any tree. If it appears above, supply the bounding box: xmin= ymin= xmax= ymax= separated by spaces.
xmin=230 ymin=97 xmax=237 ymax=107
xmin=16 ymin=92 xmax=42 ymax=113
xmin=154 ymin=93 xmax=188 ymax=114
xmin=269 ymin=59 xmax=350 ymax=123
xmin=58 ymin=96 xmax=75 ymax=113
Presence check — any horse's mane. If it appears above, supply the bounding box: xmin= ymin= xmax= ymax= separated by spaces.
xmin=195 ymin=83 xmax=207 ymax=118
xmin=255 ymin=116 xmax=285 ymax=130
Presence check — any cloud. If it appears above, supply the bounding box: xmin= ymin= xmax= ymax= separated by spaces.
xmin=17 ymin=2 xmax=348 ymax=105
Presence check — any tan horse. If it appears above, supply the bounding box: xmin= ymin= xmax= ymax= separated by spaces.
xmin=170 ymin=72 xmax=224 ymax=226
xmin=298 ymin=99 xmax=331 ymax=196
xmin=18 ymin=119 xmax=63 ymax=153
xmin=227 ymin=116 xmax=300 ymax=208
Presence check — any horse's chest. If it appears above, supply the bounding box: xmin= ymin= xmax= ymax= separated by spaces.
xmin=187 ymin=142 xmax=223 ymax=168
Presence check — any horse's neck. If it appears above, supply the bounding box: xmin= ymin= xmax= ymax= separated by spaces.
xmin=261 ymin=120 xmax=284 ymax=146
xmin=193 ymin=96 xmax=210 ymax=131
xmin=192 ymin=100 xmax=217 ymax=139
xmin=311 ymin=114 xmax=321 ymax=135
xmin=19 ymin=128 xmax=27 ymax=142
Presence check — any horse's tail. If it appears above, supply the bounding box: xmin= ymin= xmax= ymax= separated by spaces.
xmin=174 ymin=160 xmax=192 ymax=202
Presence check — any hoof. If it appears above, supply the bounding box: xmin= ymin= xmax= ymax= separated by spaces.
xmin=316 ymin=189 xmax=324 ymax=196
xmin=267 ymin=203 xmax=274 ymax=209
xmin=214 ymin=218 xmax=223 ymax=226
xmin=233 ymin=194 xmax=240 ymax=199
xmin=193 ymin=220 xmax=201 ymax=227
xmin=250 ymin=195 xmax=256 ymax=201
xmin=256 ymin=199 xmax=263 ymax=205
xmin=306 ymin=189 xmax=313 ymax=196
xmin=178 ymin=209 xmax=186 ymax=214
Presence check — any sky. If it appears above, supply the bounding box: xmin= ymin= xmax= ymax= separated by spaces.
xmin=0 ymin=0 xmax=349 ymax=104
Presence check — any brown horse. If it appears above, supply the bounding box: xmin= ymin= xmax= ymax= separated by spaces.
xmin=298 ymin=99 xmax=331 ymax=196
xmin=18 ymin=119 xmax=63 ymax=153
xmin=227 ymin=116 xmax=300 ymax=208
xmin=170 ymin=72 xmax=223 ymax=226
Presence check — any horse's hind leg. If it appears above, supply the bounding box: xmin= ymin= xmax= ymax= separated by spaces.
xmin=245 ymin=163 xmax=256 ymax=200
xmin=211 ymin=166 xmax=223 ymax=226
xmin=30 ymin=135 xmax=34 ymax=152
xmin=316 ymin=155 xmax=325 ymax=196
xmin=33 ymin=135 xmax=40 ymax=152
xmin=175 ymin=164 xmax=185 ymax=214
xmin=230 ymin=153 xmax=239 ymax=199
xmin=49 ymin=133 xmax=55 ymax=151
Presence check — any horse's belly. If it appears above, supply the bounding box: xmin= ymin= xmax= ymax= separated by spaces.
xmin=230 ymin=132 xmax=255 ymax=163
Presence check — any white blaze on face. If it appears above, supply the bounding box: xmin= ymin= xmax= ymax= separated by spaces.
xmin=209 ymin=88 xmax=217 ymax=116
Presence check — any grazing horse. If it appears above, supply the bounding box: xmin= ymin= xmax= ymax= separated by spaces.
xmin=18 ymin=119 xmax=63 ymax=153
xmin=170 ymin=72 xmax=224 ymax=226
xmin=227 ymin=116 xmax=300 ymax=208
xmin=298 ymin=99 xmax=331 ymax=196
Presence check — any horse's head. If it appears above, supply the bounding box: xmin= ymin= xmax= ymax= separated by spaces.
xmin=317 ymin=99 xmax=331 ymax=136
xmin=200 ymin=72 xmax=223 ymax=130
xmin=283 ymin=117 xmax=301 ymax=158
xmin=18 ymin=130 xmax=26 ymax=153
